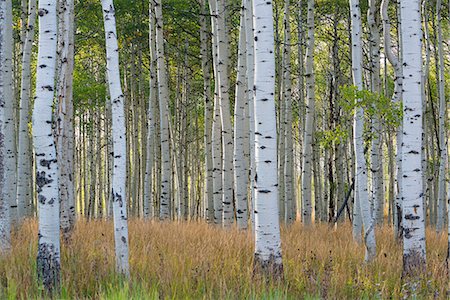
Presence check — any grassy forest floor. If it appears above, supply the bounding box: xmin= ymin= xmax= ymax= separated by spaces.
xmin=0 ymin=219 xmax=448 ymax=299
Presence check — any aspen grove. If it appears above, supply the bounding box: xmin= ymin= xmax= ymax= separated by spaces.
xmin=0 ymin=0 xmax=448 ymax=298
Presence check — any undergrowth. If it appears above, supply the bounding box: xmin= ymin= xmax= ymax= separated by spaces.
xmin=0 ymin=219 xmax=447 ymax=299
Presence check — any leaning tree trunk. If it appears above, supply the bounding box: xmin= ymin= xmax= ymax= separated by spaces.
xmin=233 ymin=2 xmax=249 ymax=230
xmin=301 ymin=0 xmax=315 ymax=226
xmin=0 ymin=0 xmax=11 ymax=252
xmin=102 ymin=0 xmax=130 ymax=277
xmin=16 ymin=0 xmax=37 ymax=220
xmin=33 ymin=0 xmax=60 ymax=292
xmin=252 ymin=0 xmax=283 ymax=280
xmin=399 ymin=0 xmax=426 ymax=281
xmin=57 ymin=0 xmax=76 ymax=242
xmin=350 ymin=0 xmax=376 ymax=262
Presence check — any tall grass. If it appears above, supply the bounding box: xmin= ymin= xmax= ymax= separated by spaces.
xmin=0 ymin=219 xmax=447 ymax=299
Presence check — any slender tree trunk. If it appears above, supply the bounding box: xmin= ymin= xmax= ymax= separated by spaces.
xmin=57 ymin=0 xmax=75 ymax=241
xmin=214 ymin=0 xmax=234 ymax=227
xmin=200 ymin=0 xmax=214 ymax=223
xmin=154 ymin=0 xmax=171 ymax=220
xmin=368 ymin=0 xmax=384 ymax=226
xmin=350 ymin=0 xmax=376 ymax=262
xmin=283 ymin=0 xmax=294 ymax=224
xmin=435 ymin=0 xmax=447 ymax=234
xmin=17 ymin=0 xmax=37 ymax=220
xmin=144 ymin=2 xmax=157 ymax=219
xmin=301 ymin=0 xmax=315 ymax=226
xmin=33 ymin=0 xmax=60 ymax=292
xmin=0 ymin=0 xmax=11 ymax=252
xmin=2 ymin=0 xmax=17 ymax=227
xmin=253 ymin=0 xmax=283 ymax=279
xmin=234 ymin=2 xmax=249 ymax=230
xmin=399 ymin=0 xmax=426 ymax=280
xmin=102 ymin=0 xmax=130 ymax=277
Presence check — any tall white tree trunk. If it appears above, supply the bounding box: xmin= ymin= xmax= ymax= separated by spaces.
xmin=200 ymin=0 xmax=214 ymax=223
xmin=154 ymin=0 xmax=171 ymax=220
xmin=234 ymin=2 xmax=249 ymax=230
xmin=33 ymin=0 xmax=60 ymax=291
xmin=283 ymin=0 xmax=294 ymax=224
xmin=2 ymin=0 xmax=17 ymax=227
xmin=350 ymin=0 xmax=376 ymax=262
xmin=144 ymin=1 xmax=157 ymax=219
xmin=101 ymin=0 xmax=130 ymax=277
xmin=57 ymin=0 xmax=75 ymax=241
xmin=253 ymin=0 xmax=283 ymax=279
xmin=16 ymin=0 xmax=37 ymax=220
xmin=244 ymin=0 xmax=255 ymax=229
xmin=399 ymin=0 xmax=426 ymax=279
xmin=214 ymin=0 xmax=234 ymax=227
xmin=381 ymin=0 xmax=403 ymax=238
xmin=301 ymin=0 xmax=314 ymax=225
xmin=368 ymin=0 xmax=384 ymax=226
xmin=0 ymin=0 xmax=11 ymax=252
xmin=435 ymin=0 xmax=447 ymax=234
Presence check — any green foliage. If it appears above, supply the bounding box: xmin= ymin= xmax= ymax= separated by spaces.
xmin=339 ymin=85 xmax=403 ymax=130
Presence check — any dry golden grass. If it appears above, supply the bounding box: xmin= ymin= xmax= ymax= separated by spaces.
xmin=0 ymin=219 xmax=447 ymax=299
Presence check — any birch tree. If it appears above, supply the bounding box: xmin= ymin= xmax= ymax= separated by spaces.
xmin=350 ymin=0 xmax=376 ymax=262
xmin=33 ymin=0 xmax=60 ymax=291
xmin=102 ymin=0 xmax=130 ymax=276
xmin=253 ymin=0 xmax=283 ymax=279
xmin=154 ymin=0 xmax=172 ymax=220
xmin=199 ymin=0 xmax=214 ymax=223
xmin=301 ymin=0 xmax=315 ymax=225
xmin=16 ymin=0 xmax=37 ymax=219
xmin=215 ymin=0 xmax=234 ymax=227
xmin=0 ymin=0 xmax=11 ymax=252
xmin=234 ymin=1 xmax=249 ymax=230
xmin=435 ymin=0 xmax=447 ymax=233
xmin=399 ymin=0 xmax=426 ymax=279
xmin=2 ymin=0 xmax=17 ymax=226
xmin=57 ymin=0 xmax=76 ymax=241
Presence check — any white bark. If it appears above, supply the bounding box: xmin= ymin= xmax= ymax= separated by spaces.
xmin=253 ymin=0 xmax=283 ymax=277
xmin=57 ymin=0 xmax=75 ymax=241
xmin=245 ymin=0 xmax=255 ymax=229
xmin=144 ymin=2 xmax=157 ymax=219
xmin=350 ymin=0 xmax=376 ymax=262
xmin=301 ymin=0 xmax=314 ymax=226
xmin=16 ymin=0 xmax=37 ymax=220
xmin=102 ymin=0 xmax=130 ymax=277
xmin=200 ymin=0 xmax=214 ymax=223
xmin=215 ymin=0 xmax=234 ymax=227
xmin=33 ymin=0 xmax=60 ymax=291
xmin=435 ymin=0 xmax=447 ymax=233
xmin=283 ymin=0 xmax=294 ymax=224
xmin=154 ymin=0 xmax=171 ymax=220
xmin=234 ymin=2 xmax=249 ymax=230
xmin=209 ymin=0 xmax=223 ymax=225
xmin=0 ymin=0 xmax=11 ymax=252
xmin=368 ymin=0 xmax=384 ymax=226
xmin=381 ymin=0 xmax=403 ymax=238
xmin=399 ymin=0 xmax=426 ymax=277
xmin=2 ymin=0 xmax=17 ymax=226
